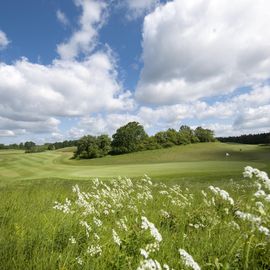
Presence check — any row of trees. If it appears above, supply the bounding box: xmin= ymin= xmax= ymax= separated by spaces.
xmin=0 ymin=140 xmax=78 ymax=153
xmin=74 ymin=122 xmax=215 ymax=159
xmin=218 ymin=132 xmax=270 ymax=145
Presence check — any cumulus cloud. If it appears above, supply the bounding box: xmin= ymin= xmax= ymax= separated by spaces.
xmin=0 ymin=0 xmax=134 ymax=139
xmin=136 ymin=0 xmax=270 ymax=104
xmin=123 ymin=0 xmax=159 ymax=19
xmin=0 ymin=130 xmax=15 ymax=137
xmin=56 ymin=10 xmax=69 ymax=26
xmin=0 ymin=30 xmax=10 ymax=50
xmin=57 ymin=0 xmax=107 ymax=60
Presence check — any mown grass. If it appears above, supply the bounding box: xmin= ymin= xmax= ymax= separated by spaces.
xmin=0 ymin=143 xmax=269 ymax=183
xmin=0 ymin=143 xmax=270 ymax=269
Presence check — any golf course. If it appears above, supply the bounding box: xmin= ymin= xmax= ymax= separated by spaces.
xmin=1 ymin=142 xmax=269 ymax=183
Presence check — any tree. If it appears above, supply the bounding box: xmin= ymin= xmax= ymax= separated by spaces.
xmin=24 ymin=141 xmax=36 ymax=151
xmin=96 ymin=135 xmax=111 ymax=156
xmin=74 ymin=135 xmax=111 ymax=159
xmin=111 ymin=122 xmax=148 ymax=154
xmin=194 ymin=127 xmax=215 ymax=142
xmin=178 ymin=125 xmax=199 ymax=144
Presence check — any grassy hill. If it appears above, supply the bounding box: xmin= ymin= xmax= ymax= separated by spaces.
xmin=0 ymin=142 xmax=269 ymax=184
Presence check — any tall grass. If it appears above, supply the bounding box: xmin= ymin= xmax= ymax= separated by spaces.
xmin=0 ymin=167 xmax=270 ymax=269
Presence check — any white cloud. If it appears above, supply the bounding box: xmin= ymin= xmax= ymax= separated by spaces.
xmin=56 ymin=10 xmax=69 ymax=26
xmin=0 ymin=130 xmax=15 ymax=137
xmin=136 ymin=0 xmax=270 ymax=104
xmin=123 ymin=0 xmax=159 ymax=19
xmin=0 ymin=30 xmax=10 ymax=50
xmin=57 ymin=0 xmax=107 ymax=60
xmin=0 ymin=0 xmax=135 ymax=139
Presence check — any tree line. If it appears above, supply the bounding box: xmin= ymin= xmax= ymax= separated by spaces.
xmin=0 ymin=140 xmax=78 ymax=153
xmin=0 ymin=122 xmax=215 ymax=156
xmin=217 ymin=132 xmax=270 ymax=145
xmin=74 ymin=122 xmax=215 ymax=159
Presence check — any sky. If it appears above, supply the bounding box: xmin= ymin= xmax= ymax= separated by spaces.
xmin=0 ymin=0 xmax=270 ymax=144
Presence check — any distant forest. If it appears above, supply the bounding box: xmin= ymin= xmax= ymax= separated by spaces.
xmin=217 ymin=132 xmax=270 ymax=145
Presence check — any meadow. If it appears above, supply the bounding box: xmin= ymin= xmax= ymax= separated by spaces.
xmin=0 ymin=142 xmax=270 ymax=269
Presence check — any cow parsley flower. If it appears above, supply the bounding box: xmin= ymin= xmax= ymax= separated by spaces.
xmin=112 ymin=229 xmax=121 ymax=246
xmin=69 ymin=236 xmax=76 ymax=244
xmin=137 ymin=258 xmax=162 ymax=270
xmin=179 ymin=249 xmax=201 ymax=270
xmin=87 ymin=245 xmax=102 ymax=256
xmin=141 ymin=216 xmax=162 ymax=242
xmin=209 ymin=186 xmax=234 ymax=205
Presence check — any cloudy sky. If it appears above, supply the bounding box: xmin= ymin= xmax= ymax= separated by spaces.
xmin=0 ymin=0 xmax=270 ymax=144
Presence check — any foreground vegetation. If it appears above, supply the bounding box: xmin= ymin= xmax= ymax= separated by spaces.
xmin=1 ymin=167 xmax=270 ymax=269
xmin=0 ymin=143 xmax=269 ymax=269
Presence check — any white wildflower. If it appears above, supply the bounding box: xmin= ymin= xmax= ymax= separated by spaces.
xmin=76 ymin=257 xmax=83 ymax=265
xmin=87 ymin=244 xmax=102 ymax=256
xmin=80 ymin=221 xmax=91 ymax=237
xmin=112 ymin=229 xmax=121 ymax=246
xmin=160 ymin=210 xmax=170 ymax=219
xmin=179 ymin=249 xmax=201 ymax=270
xmin=69 ymin=236 xmax=76 ymax=244
xmin=94 ymin=233 xmax=100 ymax=240
xmin=137 ymin=259 xmax=162 ymax=270
xmin=229 ymin=221 xmax=240 ymax=230
xmin=209 ymin=186 xmax=234 ymax=205
xmin=235 ymin=210 xmax=261 ymax=224
xmin=140 ymin=248 xmax=149 ymax=259
xmin=53 ymin=198 xmax=72 ymax=214
xmin=141 ymin=216 xmax=162 ymax=242
xmin=254 ymin=190 xmax=266 ymax=198
xmin=258 ymin=226 xmax=270 ymax=236
xmin=117 ymin=219 xmax=128 ymax=231
xmin=93 ymin=217 xmax=103 ymax=227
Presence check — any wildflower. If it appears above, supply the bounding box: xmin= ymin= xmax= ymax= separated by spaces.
xmin=93 ymin=217 xmax=103 ymax=227
xmin=229 ymin=221 xmax=240 ymax=230
xmin=243 ymin=166 xmax=270 ymax=190
xmin=140 ymin=248 xmax=149 ymax=259
xmin=69 ymin=236 xmax=76 ymax=244
xmin=53 ymin=198 xmax=72 ymax=214
xmin=141 ymin=216 xmax=162 ymax=242
xmin=179 ymin=249 xmax=201 ymax=270
xmin=160 ymin=210 xmax=170 ymax=218
xmin=87 ymin=245 xmax=102 ymax=256
xmin=76 ymin=257 xmax=83 ymax=265
xmin=209 ymin=186 xmax=234 ymax=205
xmin=235 ymin=210 xmax=261 ymax=224
xmin=137 ymin=259 xmax=162 ymax=270
xmin=112 ymin=229 xmax=121 ymax=246
xmin=94 ymin=233 xmax=100 ymax=240
xmin=258 ymin=226 xmax=270 ymax=236
xmin=80 ymin=221 xmax=91 ymax=237
xmin=254 ymin=189 xmax=266 ymax=198
xmin=117 ymin=219 xmax=128 ymax=231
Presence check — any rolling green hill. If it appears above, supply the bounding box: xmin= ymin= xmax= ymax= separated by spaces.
xmin=0 ymin=142 xmax=269 ymax=184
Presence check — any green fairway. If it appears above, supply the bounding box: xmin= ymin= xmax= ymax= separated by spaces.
xmin=0 ymin=142 xmax=269 ymax=184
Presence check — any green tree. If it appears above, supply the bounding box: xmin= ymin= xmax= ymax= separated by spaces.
xmin=97 ymin=135 xmax=111 ymax=156
xmin=195 ymin=127 xmax=215 ymax=142
xmin=75 ymin=135 xmax=111 ymax=159
xmin=178 ymin=125 xmax=199 ymax=144
xmin=111 ymin=122 xmax=148 ymax=154
xmin=24 ymin=141 xmax=36 ymax=151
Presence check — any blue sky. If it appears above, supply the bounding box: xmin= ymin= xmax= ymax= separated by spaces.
xmin=0 ymin=0 xmax=269 ymax=144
